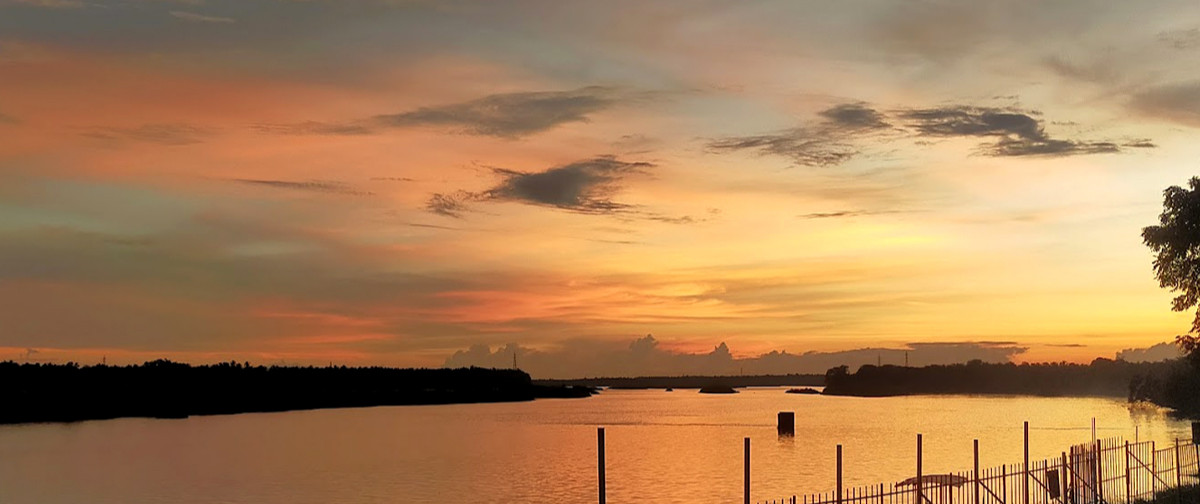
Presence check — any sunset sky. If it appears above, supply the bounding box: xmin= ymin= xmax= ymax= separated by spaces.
xmin=3 ymin=0 xmax=1200 ymax=375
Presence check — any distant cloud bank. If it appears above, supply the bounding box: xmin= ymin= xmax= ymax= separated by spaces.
xmin=444 ymin=335 xmax=1029 ymax=379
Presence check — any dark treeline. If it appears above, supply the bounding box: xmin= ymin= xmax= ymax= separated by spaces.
xmin=0 ymin=360 xmax=592 ymax=424
xmin=535 ymin=373 xmax=824 ymax=389
xmin=1128 ymin=358 xmax=1200 ymax=417
xmin=822 ymin=358 xmax=1179 ymax=398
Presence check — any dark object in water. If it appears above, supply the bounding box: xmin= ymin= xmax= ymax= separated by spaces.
xmin=698 ymin=385 xmax=738 ymax=394
xmin=665 ymin=387 xmax=673 ymax=392
xmin=785 ymin=387 xmax=820 ymax=394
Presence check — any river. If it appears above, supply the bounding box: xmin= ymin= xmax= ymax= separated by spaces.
xmin=0 ymin=388 xmax=1191 ymax=503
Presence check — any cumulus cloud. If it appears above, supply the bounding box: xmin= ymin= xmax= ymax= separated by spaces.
xmin=258 ymin=87 xmax=618 ymax=139
xmin=1115 ymin=342 xmax=1183 ymax=363
xmin=897 ymin=106 xmax=1121 ymax=157
xmin=444 ymin=334 xmax=1028 ymax=379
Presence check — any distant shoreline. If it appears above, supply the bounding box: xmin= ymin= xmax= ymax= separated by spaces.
xmin=0 ymin=361 xmax=592 ymax=425
xmin=821 ymin=359 xmax=1179 ymax=400
xmin=535 ymin=373 xmax=824 ymax=390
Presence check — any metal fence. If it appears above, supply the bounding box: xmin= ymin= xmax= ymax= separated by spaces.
xmin=756 ymin=427 xmax=1200 ymax=504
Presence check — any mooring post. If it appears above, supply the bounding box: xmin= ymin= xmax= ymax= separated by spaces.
xmin=1125 ymin=440 xmax=1132 ymax=504
xmin=597 ymin=427 xmax=605 ymax=504
xmin=1023 ymin=422 xmax=1030 ymax=504
xmin=837 ymin=444 xmax=843 ymax=504
xmin=779 ymin=411 xmax=795 ymax=436
xmin=917 ymin=434 xmax=924 ymax=504
xmin=973 ymin=440 xmax=981 ymax=504
xmin=745 ymin=437 xmax=751 ymax=504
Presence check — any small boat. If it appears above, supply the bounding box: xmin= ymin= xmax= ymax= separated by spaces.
xmin=665 ymin=387 xmax=674 ymax=392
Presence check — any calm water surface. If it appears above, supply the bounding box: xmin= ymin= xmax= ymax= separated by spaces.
xmin=0 ymin=388 xmax=1191 ymax=503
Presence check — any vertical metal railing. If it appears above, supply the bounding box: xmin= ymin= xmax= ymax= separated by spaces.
xmin=775 ymin=429 xmax=1200 ymax=504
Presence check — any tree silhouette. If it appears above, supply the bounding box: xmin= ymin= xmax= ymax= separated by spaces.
xmin=1142 ymin=176 xmax=1200 ymax=363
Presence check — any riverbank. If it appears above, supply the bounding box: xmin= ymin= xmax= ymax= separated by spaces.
xmin=0 ymin=360 xmax=591 ymax=424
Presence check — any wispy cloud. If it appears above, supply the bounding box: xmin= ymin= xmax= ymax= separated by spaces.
xmin=425 ymin=156 xmax=651 ymax=217
xmin=258 ymin=87 xmax=619 ymax=139
xmin=897 ymin=106 xmax=1122 ymax=157
xmin=1129 ymin=81 xmax=1200 ymax=128
xmin=708 ymin=103 xmax=892 ymax=166
xmin=8 ymin=0 xmax=84 ymax=8
xmin=232 ymin=179 xmax=373 ymax=196
xmin=798 ymin=210 xmax=903 ymax=219
xmin=169 ymin=10 xmax=236 ymax=24
xmin=83 ymin=123 xmax=214 ymax=146
xmin=1158 ymin=28 xmax=1200 ymax=50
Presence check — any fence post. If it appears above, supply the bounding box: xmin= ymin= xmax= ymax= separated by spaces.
xmin=1176 ymin=438 xmax=1183 ymax=504
xmin=1094 ymin=439 xmax=1103 ymax=503
xmin=837 ymin=444 xmax=843 ymax=504
xmin=745 ymin=437 xmax=751 ymax=504
xmin=1125 ymin=440 xmax=1132 ymax=503
xmin=1060 ymin=452 xmax=1068 ymax=504
xmin=1152 ymin=441 xmax=1158 ymax=499
xmin=974 ymin=440 xmax=981 ymax=504
xmin=1023 ymin=422 xmax=1030 ymax=504
xmin=598 ymin=427 xmax=605 ymax=504
xmin=917 ymin=434 xmax=924 ymax=504
xmin=1002 ymin=464 xmax=1008 ymax=503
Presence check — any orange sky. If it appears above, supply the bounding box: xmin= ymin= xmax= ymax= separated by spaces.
xmin=2 ymin=0 xmax=1200 ymax=374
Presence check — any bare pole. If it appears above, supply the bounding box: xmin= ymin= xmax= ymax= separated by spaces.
xmin=917 ymin=434 xmax=924 ymax=504
xmin=1094 ymin=438 xmax=1104 ymax=503
xmin=598 ymin=427 xmax=606 ymax=504
xmin=973 ymin=440 xmax=981 ymax=504
xmin=745 ymin=437 xmax=751 ymax=504
xmin=835 ymin=444 xmax=844 ymax=504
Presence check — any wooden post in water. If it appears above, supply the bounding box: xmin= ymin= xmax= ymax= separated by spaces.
xmin=1023 ymin=422 xmax=1030 ymax=504
xmin=745 ymin=437 xmax=751 ymax=504
xmin=917 ymin=434 xmax=924 ymax=504
xmin=837 ymin=444 xmax=843 ymax=504
xmin=597 ymin=427 xmax=605 ymax=504
xmin=973 ymin=440 xmax=981 ymax=504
